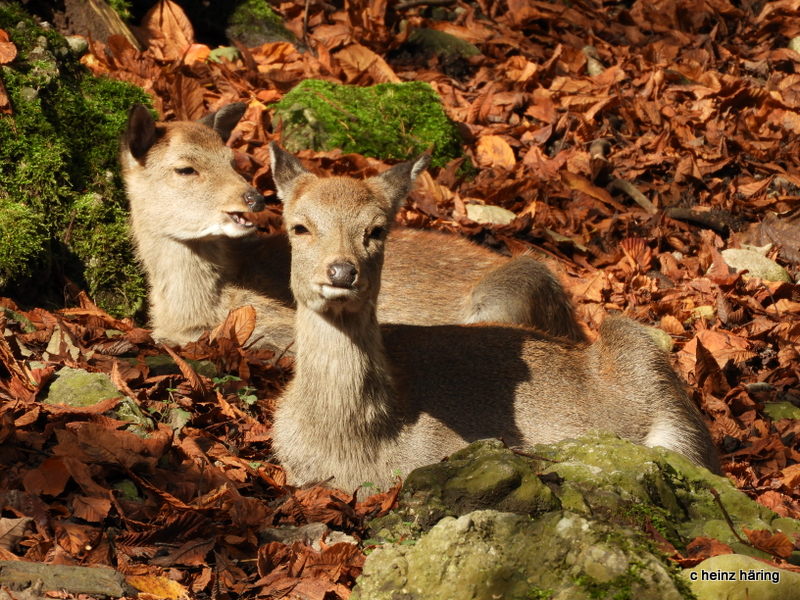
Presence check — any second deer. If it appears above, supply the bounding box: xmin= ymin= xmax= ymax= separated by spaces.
xmin=270 ymin=146 xmax=720 ymax=492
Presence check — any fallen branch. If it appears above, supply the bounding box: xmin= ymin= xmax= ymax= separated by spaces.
xmin=664 ymin=207 xmax=739 ymax=234
xmin=0 ymin=562 xmax=135 ymax=598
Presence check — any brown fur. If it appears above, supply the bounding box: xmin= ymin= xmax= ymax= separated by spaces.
xmin=271 ymin=152 xmax=720 ymax=491
xmin=120 ymin=104 xmax=586 ymax=350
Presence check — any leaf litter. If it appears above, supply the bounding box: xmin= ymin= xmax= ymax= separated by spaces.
xmin=2 ymin=0 xmax=800 ymax=597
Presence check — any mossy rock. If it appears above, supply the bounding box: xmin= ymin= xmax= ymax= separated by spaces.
xmin=43 ymin=366 xmax=125 ymax=408
xmin=225 ymin=0 xmax=297 ymax=47
xmin=763 ymin=401 xmax=800 ymax=421
xmin=42 ymin=366 xmax=154 ymax=432
xmin=720 ymin=248 xmax=792 ymax=283
xmin=406 ymin=28 xmax=481 ymax=61
xmin=0 ymin=3 xmax=149 ymax=316
xmin=362 ymin=435 xmax=800 ymax=599
xmin=369 ymin=439 xmax=559 ymax=540
xmin=356 ymin=510 xmax=693 ymax=600
xmin=272 ymin=79 xmax=462 ymax=167
xmin=683 ymin=553 xmax=800 ymax=600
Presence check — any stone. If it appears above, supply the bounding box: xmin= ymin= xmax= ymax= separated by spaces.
xmin=224 ymin=0 xmax=297 ymax=47
xmin=683 ymin=553 xmax=800 ymax=600
xmin=406 ymin=28 xmax=480 ymax=61
xmin=359 ymin=435 xmax=800 ymax=599
xmin=465 ymin=204 xmax=517 ymax=226
xmin=355 ymin=510 xmax=690 ymax=600
xmin=762 ymin=401 xmax=800 ymax=421
xmin=720 ymin=248 xmax=792 ymax=282
xmin=43 ymin=367 xmax=124 ymax=408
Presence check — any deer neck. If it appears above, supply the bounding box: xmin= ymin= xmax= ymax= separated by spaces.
xmin=292 ymin=302 xmax=398 ymax=434
xmin=136 ymin=229 xmax=231 ymax=332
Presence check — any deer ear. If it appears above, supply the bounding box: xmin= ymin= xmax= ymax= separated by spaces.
xmin=369 ymin=153 xmax=431 ymax=213
xmin=198 ymin=102 xmax=247 ymax=142
xmin=124 ymin=104 xmax=158 ymax=162
xmin=269 ymin=142 xmax=314 ymax=202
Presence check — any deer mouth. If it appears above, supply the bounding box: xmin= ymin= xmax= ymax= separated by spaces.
xmin=320 ymin=284 xmax=359 ymax=302
xmin=226 ymin=212 xmax=255 ymax=229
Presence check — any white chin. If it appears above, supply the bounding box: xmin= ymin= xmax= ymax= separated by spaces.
xmin=320 ymin=285 xmax=357 ymax=301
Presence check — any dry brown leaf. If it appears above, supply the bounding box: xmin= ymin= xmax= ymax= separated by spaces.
xmin=743 ymin=528 xmax=795 ymax=558
xmin=127 ymin=574 xmax=190 ymax=599
xmin=476 ymin=135 xmax=516 ymax=169
xmin=335 ymin=43 xmax=400 ymax=84
xmin=780 ymin=463 xmax=800 ymax=490
xmin=0 ymin=517 xmax=32 ymax=551
xmin=72 ymin=496 xmax=112 ymax=523
xmin=162 ymin=344 xmax=208 ymax=393
xmin=562 ymin=171 xmax=625 ymax=211
xmin=659 ymin=314 xmax=685 ymax=335
xmin=0 ymin=29 xmax=16 ymax=64
xmin=138 ymin=0 xmax=194 ymax=61
xmin=210 ymin=305 xmax=257 ymax=346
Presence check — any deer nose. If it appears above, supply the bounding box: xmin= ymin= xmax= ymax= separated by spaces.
xmin=327 ymin=262 xmax=357 ymax=288
xmin=244 ymin=188 xmax=265 ymax=212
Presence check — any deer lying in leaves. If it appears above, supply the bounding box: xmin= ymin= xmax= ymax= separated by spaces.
xmin=120 ymin=103 xmax=586 ymax=350
xmin=270 ymin=144 xmax=720 ymax=492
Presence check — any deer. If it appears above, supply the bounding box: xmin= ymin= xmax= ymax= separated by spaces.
xmin=120 ymin=103 xmax=586 ymax=351
xmin=270 ymin=145 xmax=720 ymax=492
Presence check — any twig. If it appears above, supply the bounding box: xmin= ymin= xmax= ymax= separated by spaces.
xmin=608 ymin=178 xmax=657 ymax=214
xmin=303 ymin=0 xmax=312 ymax=50
xmin=710 ymin=488 xmax=747 ymax=545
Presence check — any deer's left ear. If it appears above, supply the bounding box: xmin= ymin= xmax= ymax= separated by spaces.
xmin=369 ymin=153 xmax=431 ymax=213
xmin=199 ymin=103 xmax=247 ymax=142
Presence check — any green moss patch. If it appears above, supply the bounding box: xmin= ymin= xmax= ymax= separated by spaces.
xmin=0 ymin=3 xmax=149 ymax=316
xmin=273 ymin=79 xmax=462 ymax=167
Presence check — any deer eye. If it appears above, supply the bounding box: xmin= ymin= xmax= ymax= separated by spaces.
xmin=366 ymin=226 xmax=386 ymax=242
xmin=174 ymin=166 xmax=197 ymax=175
xmin=291 ymin=224 xmax=310 ymax=236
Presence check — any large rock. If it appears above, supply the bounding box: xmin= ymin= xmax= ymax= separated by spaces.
xmin=272 ymin=79 xmax=462 ymax=167
xmin=355 ymin=510 xmax=689 ymax=600
xmin=0 ymin=3 xmax=149 ymax=315
xmin=359 ymin=435 xmax=800 ymax=598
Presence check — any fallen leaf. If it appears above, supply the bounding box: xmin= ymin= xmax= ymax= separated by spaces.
xmin=127 ymin=574 xmax=190 ymax=599
xmin=0 ymin=29 xmax=16 ymax=64
xmin=476 ymin=135 xmax=516 ymax=169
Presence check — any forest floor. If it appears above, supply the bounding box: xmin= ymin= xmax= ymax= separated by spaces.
xmin=1 ymin=0 xmax=800 ymax=598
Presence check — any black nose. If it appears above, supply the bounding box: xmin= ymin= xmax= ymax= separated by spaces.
xmin=244 ymin=188 xmax=265 ymax=212
xmin=327 ymin=262 xmax=357 ymax=288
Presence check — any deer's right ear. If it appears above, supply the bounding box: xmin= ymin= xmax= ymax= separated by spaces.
xmin=269 ymin=142 xmax=313 ymax=202
xmin=124 ymin=104 xmax=157 ymax=162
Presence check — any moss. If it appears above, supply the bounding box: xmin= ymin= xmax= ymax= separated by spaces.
xmin=225 ymin=0 xmax=296 ymax=47
xmin=107 ymin=0 xmax=132 ymax=22
xmin=0 ymin=2 xmax=150 ymax=316
xmin=0 ymin=197 xmax=47 ymax=285
xmin=273 ymin=79 xmax=463 ymax=167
